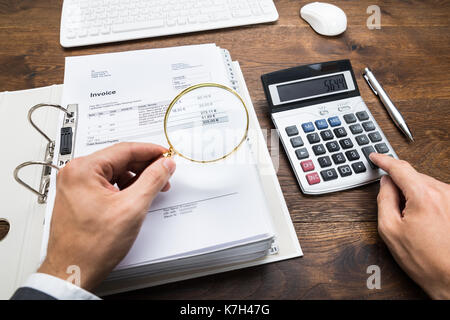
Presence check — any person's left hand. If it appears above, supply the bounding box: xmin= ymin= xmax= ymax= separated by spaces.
xmin=38 ymin=142 xmax=176 ymax=291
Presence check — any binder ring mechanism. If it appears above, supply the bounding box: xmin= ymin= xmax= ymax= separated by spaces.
xmin=13 ymin=103 xmax=78 ymax=204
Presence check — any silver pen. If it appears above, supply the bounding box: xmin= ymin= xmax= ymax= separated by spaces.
xmin=363 ymin=67 xmax=414 ymax=142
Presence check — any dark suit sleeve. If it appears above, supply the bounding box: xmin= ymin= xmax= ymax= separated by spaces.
xmin=10 ymin=287 xmax=57 ymax=300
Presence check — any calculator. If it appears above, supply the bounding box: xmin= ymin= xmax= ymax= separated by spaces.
xmin=261 ymin=60 xmax=398 ymax=195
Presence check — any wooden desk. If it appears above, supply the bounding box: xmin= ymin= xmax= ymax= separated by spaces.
xmin=0 ymin=0 xmax=449 ymax=299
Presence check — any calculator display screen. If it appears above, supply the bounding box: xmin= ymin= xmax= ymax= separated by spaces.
xmin=277 ymin=74 xmax=348 ymax=102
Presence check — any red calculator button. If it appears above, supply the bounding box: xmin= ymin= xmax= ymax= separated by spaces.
xmin=300 ymin=160 xmax=315 ymax=172
xmin=306 ymin=172 xmax=321 ymax=185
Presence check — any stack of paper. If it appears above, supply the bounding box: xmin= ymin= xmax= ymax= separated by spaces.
xmin=41 ymin=44 xmax=277 ymax=282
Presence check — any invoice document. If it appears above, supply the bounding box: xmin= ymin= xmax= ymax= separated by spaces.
xmin=42 ymin=44 xmax=274 ymax=269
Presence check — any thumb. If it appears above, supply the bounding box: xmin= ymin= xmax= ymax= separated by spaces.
xmin=123 ymin=157 xmax=176 ymax=205
xmin=377 ymin=175 xmax=402 ymax=239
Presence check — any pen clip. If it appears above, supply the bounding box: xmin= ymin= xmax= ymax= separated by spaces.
xmin=363 ymin=74 xmax=378 ymax=96
xmin=363 ymin=74 xmax=378 ymax=95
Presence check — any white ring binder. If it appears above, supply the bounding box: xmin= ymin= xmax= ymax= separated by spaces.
xmin=13 ymin=103 xmax=78 ymax=204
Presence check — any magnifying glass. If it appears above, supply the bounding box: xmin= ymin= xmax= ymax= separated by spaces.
xmin=163 ymin=83 xmax=249 ymax=163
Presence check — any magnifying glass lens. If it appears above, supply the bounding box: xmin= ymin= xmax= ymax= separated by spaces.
xmin=165 ymin=85 xmax=248 ymax=162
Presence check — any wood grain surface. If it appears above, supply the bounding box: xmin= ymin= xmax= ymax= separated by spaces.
xmin=0 ymin=0 xmax=449 ymax=299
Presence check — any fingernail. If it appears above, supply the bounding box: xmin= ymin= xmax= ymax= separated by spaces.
xmin=380 ymin=175 xmax=388 ymax=185
xmin=163 ymin=158 xmax=176 ymax=175
xmin=369 ymin=152 xmax=377 ymax=161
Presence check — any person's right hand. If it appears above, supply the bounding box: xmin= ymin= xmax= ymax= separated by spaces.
xmin=370 ymin=153 xmax=450 ymax=299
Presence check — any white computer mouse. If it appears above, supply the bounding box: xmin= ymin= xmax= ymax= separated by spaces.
xmin=300 ymin=2 xmax=347 ymax=36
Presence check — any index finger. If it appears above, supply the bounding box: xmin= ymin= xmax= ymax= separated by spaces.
xmin=90 ymin=142 xmax=168 ymax=180
xmin=369 ymin=153 xmax=418 ymax=196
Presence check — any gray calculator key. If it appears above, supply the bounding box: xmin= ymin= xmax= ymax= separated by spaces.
xmin=355 ymin=134 xmax=370 ymax=145
xmin=312 ymin=144 xmax=326 ymax=155
xmin=320 ymin=168 xmax=338 ymax=181
xmin=362 ymin=121 xmax=376 ymax=132
xmin=349 ymin=124 xmax=363 ymax=134
xmin=290 ymin=136 xmax=304 ymax=148
xmin=343 ymin=113 xmax=357 ymax=124
xmin=320 ymin=129 xmax=334 ymax=141
xmin=339 ymin=138 xmax=354 ymax=149
xmin=368 ymin=131 xmax=382 ymax=142
xmin=333 ymin=127 xmax=347 ymax=138
xmin=325 ymin=141 xmax=340 ymax=153
xmin=352 ymin=161 xmax=367 ymax=173
xmin=285 ymin=125 xmax=299 ymax=137
xmin=345 ymin=149 xmax=360 ymax=161
xmin=356 ymin=111 xmax=369 ymax=121
xmin=375 ymin=143 xmax=389 ymax=153
xmin=307 ymin=132 xmax=321 ymax=144
xmin=361 ymin=145 xmax=377 ymax=168
xmin=318 ymin=156 xmax=332 ymax=168
xmin=295 ymin=148 xmax=309 ymax=160
xmin=332 ymin=152 xmax=346 ymax=164
xmin=338 ymin=165 xmax=352 ymax=177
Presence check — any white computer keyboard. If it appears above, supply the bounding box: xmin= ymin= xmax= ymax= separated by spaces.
xmin=60 ymin=0 xmax=279 ymax=47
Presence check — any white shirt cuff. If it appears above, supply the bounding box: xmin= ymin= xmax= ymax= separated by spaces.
xmin=22 ymin=273 xmax=101 ymax=300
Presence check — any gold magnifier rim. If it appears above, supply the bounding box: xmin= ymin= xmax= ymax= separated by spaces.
xmin=163 ymin=82 xmax=250 ymax=164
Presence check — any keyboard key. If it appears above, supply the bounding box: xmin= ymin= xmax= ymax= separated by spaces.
xmin=307 ymin=133 xmax=321 ymax=144
xmin=352 ymin=161 xmax=367 ymax=173
xmin=328 ymin=116 xmax=341 ymax=127
xmin=333 ymin=127 xmax=347 ymax=138
xmin=339 ymin=138 xmax=354 ymax=149
xmin=368 ymin=131 xmax=382 ymax=142
xmin=112 ymin=20 xmax=165 ymax=33
xmin=290 ymin=136 xmax=304 ymax=148
xmin=356 ymin=111 xmax=369 ymax=121
xmin=345 ymin=149 xmax=360 ymax=161
xmin=320 ymin=168 xmax=338 ymax=181
xmin=318 ymin=156 xmax=332 ymax=168
xmin=343 ymin=113 xmax=357 ymax=123
xmin=337 ymin=165 xmax=352 ymax=177
xmin=355 ymin=134 xmax=370 ymax=145
xmin=320 ymin=130 xmax=334 ymax=141
xmin=362 ymin=121 xmax=376 ymax=132
xmin=306 ymin=172 xmax=321 ymax=185
xmin=302 ymin=122 xmax=315 ymax=133
xmin=361 ymin=145 xmax=377 ymax=168
xmin=285 ymin=125 xmax=299 ymax=137
xmin=300 ymin=160 xmax=315 ymax=172
xmin=315 ymin=119 xmax=328 ymax=130
xmin=295 ymin=148 xmax=309 ymax=160
xmin=375 ymin=143 xmax=389 ymax=153
xmin=349 ymin=123 xmax=363 ymax=134
xmin=312 ymin=144 xmax=326 ymax=155
xmin=325 ymin=141 xmax=340 ymax=153
xmin=332 ymin=152 xmax=346 ymax=164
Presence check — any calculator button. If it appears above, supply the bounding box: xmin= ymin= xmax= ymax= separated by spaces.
xmin=320 ymin=168 xmax=338 ymax=181
xmin=375 ymin=143 xmax=389 ymax=153
xmin=352 ymin=161 xmax=367 ymax=173
xmin=315 ymin=119 xmax=328 ymax=130
xmin=332 ymin=152 xmax=346 ymax=164
xmin=339 ymin=138 xmax=354 ymax=149
xmin=285 ymin=125 xmax=299 ymax=137
xmin=295 ymin=148 xmax=309 ymax=160
xmin=318 ymin=156 xmax=332 ymax=168
xmin=300 ymin=160 xmax=315 ymax=172
xmin=349 ymin=124 xmax=363 ymax=134
xmin=325 ymin=141 xmax=340 ymax=153
xmin=356 ymin=111 xmax=369 ymax=121
xmin=362 ymin=121 xmax=376 ymax=132
xmin=345 ymin=149 xmax=360 ymax=161
xmin=290 ymin=136 xmax=304 ymax=148
xmin=320 ymin=130 xmax=334 ymax=141
xmin=328 ymin=116 xmax=341 ymax=127
xmin=337 ymin=165 xmax=352 ymax=177
xmin=355 ymin=134 xmax=370 ymax=146
xmin=343 ymin=113 xmax=357 ymax=123
xmin=361 ymin=146 xmax=377 ymax=168
xmin=306 ymin=172 xmax=321 ymax=185
xmin=333 ymin=127 xmax=347 ymax=138
xmin=307 ymin=133 xmax=321 ymax=144
xmin=312 ymin=144 xmax=326 ymax=155
xmin=368 ymin=131 xmax=382 ymax=142
xmin=302 ymin=122 xmax=315 ymax=133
